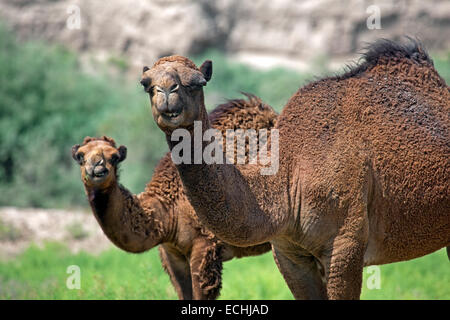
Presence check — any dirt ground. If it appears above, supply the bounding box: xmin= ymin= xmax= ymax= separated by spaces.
xmin=0 ymin=207 xmax=111 ymax=260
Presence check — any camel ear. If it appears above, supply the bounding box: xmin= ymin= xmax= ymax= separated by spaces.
xmin=180 ymin=69 xmax=207 ymax=87
xmin=71 ymin=144 xmax=80 ymax=161
xmin=118 ymin=145 xmax=127 ymax=162
xmin=141 ymin=66 xmax=152 ymax=91
xmin=199 ymin=60 xmax=212 ymax=82
xmin=140 ymin=76 xmax=151 ymax=91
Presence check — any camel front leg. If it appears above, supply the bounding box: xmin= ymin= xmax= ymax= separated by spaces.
xmin=272 ymin=245 xmax=327 ymax=299
xmin=322 ymin=235 xmax=366 ymax=299
xmin=159 ymin=245 xmax=193 ymax=300
xmin=322 ymin=213 xmax=368 ymax=299
xmin=189 ymin=239 xmax=223 ymax=300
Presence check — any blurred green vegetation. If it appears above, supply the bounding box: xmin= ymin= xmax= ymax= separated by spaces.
xmin=192 ymin=51 xmax=309 ymax=110
xmin=0 ymin=244 xmax=447 ymax=299
xmin=0 ymin=25 xmax=307 ymax=209
xmin=0 ymin=25 xmax=165 ymax=208
xmin=0 ymin=24 xmax=449 ymax=209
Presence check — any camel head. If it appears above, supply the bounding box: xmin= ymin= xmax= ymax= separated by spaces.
xmin=71 ymin=136 xmax=127 ymax=189
xmin=140 ymin=55 xmax=212 ymax=131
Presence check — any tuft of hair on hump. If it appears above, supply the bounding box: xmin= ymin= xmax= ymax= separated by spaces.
xmin=334 ymin=37 xmax=433 ymax=80
xmin=209 ymin=92 xmax=276 ymax=124
xmin=152 ymin=55 xmax=199 ymax=70
xmin=81 ymin=135 xmax=117 ymax=147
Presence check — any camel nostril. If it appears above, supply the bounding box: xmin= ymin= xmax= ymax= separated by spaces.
xmin=156 ymin=103 xmax=169 ymax=114
xmin=85 ymin=166 xmax=94 ymax=177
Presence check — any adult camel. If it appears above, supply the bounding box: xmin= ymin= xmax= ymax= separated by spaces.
xmin=141 ymin=39 xmax=449 ymax=299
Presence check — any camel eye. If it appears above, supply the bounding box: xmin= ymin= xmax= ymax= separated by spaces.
xmin=170 ymin=84 xmax=179 ymax=93
xmin=110 ymin=153 xmax=120 ymax=165
xmin=140 ymin=78 xmax=150 ymax=90
xmin=187 ymin=83 xmax=204 ymax=91
xmin=76 ymin=152 xmax=84 ymax=164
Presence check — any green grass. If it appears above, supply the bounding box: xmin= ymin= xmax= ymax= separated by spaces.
xmin=0 ymin=243 xmax=447 ymax=299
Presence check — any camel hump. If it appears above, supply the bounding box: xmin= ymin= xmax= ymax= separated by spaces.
xmin=334 ymin=38 xmax=435 ymax=81
xmin=363 ymin=37 xmax=432 ymax=66
xmin=209 ymin=92 xmax=278 ymax=131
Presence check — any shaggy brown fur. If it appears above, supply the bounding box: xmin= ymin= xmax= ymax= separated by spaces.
xmin=72 ymin=95 xmax=276 ymax=300
xmin=144 ymin=39 xmax=449 ymax=300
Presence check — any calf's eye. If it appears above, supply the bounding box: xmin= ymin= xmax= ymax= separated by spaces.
xmin=110 ymin=154 xmax=120 ymax=164
xmin=76 ymin=153 xmax=84 ymax=164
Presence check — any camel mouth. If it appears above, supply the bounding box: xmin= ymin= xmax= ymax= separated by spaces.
xmin=159 ymin=108 xmax=184 ymax=124
xmin=93 ymin=170 xmax=108 ymax=178
xmin=162 ymin=111 xmax=182 ymax=118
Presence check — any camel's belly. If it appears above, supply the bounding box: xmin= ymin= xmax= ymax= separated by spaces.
xmin=363 ymin=201 xmax=450 ymax=266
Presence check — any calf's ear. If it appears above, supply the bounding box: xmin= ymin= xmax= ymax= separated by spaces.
xmin=71 ymin=144 xmax=80 ymax=162
xmin=118 ymin=145 xmax=127 ymax=162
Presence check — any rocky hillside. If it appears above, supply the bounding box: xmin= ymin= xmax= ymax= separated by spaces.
xmin=1 ymin=0 xmax=449 ymax=71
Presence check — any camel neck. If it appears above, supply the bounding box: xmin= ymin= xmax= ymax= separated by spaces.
xmin=162 ymin=100 xmax=278 ymax=246
xmin=86 ymin=184 xmax=116 ymax=222
xmin=85 ymin=180 xmax=168 ymax=252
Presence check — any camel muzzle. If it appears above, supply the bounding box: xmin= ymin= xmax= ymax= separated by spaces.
xmin=86 ymin=159 xmax=109 ymax=178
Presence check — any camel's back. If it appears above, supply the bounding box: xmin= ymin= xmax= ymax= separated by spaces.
xmin=277 ymin=40 xmax=449 ymax=262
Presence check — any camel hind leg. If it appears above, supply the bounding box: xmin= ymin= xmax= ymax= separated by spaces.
xmin=447 ymin=246 xmax=450 ymax=261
